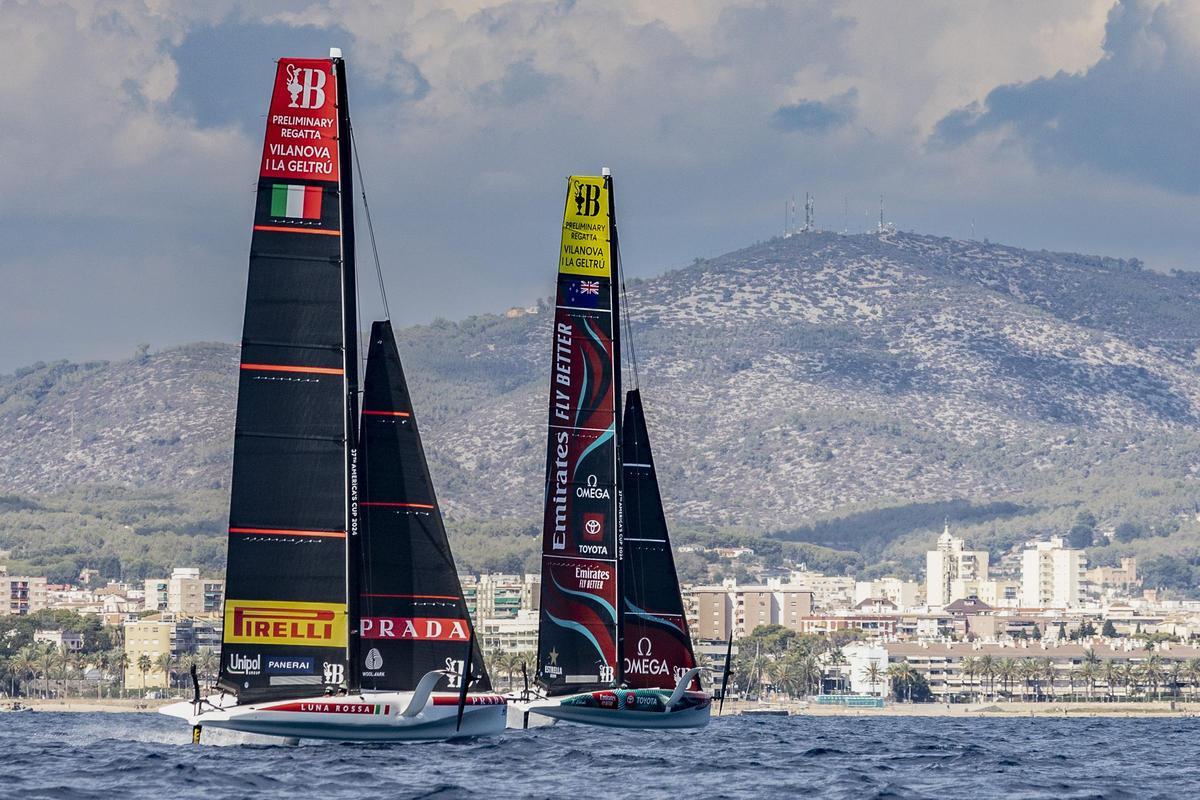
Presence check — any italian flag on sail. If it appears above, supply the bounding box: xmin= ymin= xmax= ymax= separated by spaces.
xmin=270 ymin=183 xmax=323 ymax=220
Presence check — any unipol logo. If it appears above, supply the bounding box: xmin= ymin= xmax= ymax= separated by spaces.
xmin=286 ymin=63 xmax=327 ymax=109
xmin=573 ymin=180 xmax=601 ymax=217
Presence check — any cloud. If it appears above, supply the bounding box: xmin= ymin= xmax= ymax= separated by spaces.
xmin=3 ymin=0 xmax=1200 ymax=375
xmin=772 ymin=90 xmax=857 ymax=133
xmin=932 ymin=0 xmax=1200 ymax=194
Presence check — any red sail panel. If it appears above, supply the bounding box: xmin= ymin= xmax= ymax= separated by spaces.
xmin=260 ymin=59 xmax=339 ymax=182
xmin=536 ymin=176 xmax=621 ymax=695
xmin=218 ymin=57 xmax=350 ymax=703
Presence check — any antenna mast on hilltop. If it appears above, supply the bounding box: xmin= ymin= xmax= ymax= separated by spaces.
xmin=879 ymin=194 xmax=884 ymax=232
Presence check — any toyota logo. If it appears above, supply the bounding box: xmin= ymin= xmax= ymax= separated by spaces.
xmin=584 ymin=518 xmax=602 ymax=536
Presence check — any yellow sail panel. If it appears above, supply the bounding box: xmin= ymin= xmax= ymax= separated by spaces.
xmin=559 ymin=176 xmax=611 ymax=277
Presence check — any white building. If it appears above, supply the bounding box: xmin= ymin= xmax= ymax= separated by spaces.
xmin=854 ymin=578 xmax=920 ymax=610
xmin=477 ymin=609 xmax=539 ymax=654
xmin=843 ymin=642 xmax=889 ymax=696
xmin=1021 ymin=537 xmax=1087 ymax=608
xmin=925 ymin=524 xmax=989 ymax=608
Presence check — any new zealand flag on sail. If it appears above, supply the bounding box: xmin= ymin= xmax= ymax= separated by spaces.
xmin=564 ymin=279 xmax=603 ymax=309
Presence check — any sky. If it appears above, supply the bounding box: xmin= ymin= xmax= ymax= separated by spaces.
xmin=1 ymin=0 xmax=1199 ymax=372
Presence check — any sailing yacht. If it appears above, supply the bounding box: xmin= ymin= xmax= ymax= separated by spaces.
xmin=513 ymin=171 xmax=711 ymax=729
xmin=160 ymin=51 xmax=505 ymax=742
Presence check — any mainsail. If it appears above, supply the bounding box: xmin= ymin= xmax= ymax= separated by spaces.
xmin=535 ymin=175 xmax=623 ymax=694
xmin=218 ymin=56 xmax=356 ymax=701
xmin=619 ymin=390 xmax=700 ymax=691
xmin=357 ymin=321 xmax=490 ymax=692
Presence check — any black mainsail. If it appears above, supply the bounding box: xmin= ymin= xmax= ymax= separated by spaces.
xmin=357 ymin=321 xmax=490 ymax=693
xmin=218 ymin=56 xmax=356 ymax=702
xmin=535 ymin=174 xmax=623 ymax=695
xmin=618 ymin=390 xmax=699 ymax=691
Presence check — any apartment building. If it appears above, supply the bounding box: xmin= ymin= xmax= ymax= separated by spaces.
xmin=690 ymin=579 xmax=814 ymax=640
xmin=1 ymin=574 xmax=48 ymax=616
xmin=925 ymin=524 xmax=989 ymax=608
xmin=1021 ymin=538 xmax=1087 ymax=608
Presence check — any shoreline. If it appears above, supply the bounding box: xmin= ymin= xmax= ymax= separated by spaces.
xmin=4 ymin=698 xmax=172 ymax=714
xmin=724 ymin=699 xmax=1200 ymax=718
xmin=7 ymin=697 xmax=1200 ymax=718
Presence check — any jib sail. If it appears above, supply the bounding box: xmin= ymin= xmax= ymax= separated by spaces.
xmin=618 ymin=390 xmax=699 ymax=691
xmin=535 ymin=174 xmax=623 ymax=695
xmin=357 ymin=321 xmax=490 ymax=693
xmin=217 ymin=56 xmax=357 ymax=702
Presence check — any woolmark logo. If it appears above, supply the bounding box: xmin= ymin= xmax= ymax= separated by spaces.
xmin=365 ymin=648 xmax=384 ymax=671
xmin=285 ymin=64 xmax=327 ymax=109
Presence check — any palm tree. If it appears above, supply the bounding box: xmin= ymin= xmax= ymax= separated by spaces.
xmin=1186 ymin=658 xmax=1200 ymax=702
xmin=863 ymin=662 xmax=884 ymax=698
xmin=826 ymin=648 xmax=847 ymax=694
xmin=512 ymin=651 xmax=536 ymax=694
xmin=1102 ymin=659 xmax=1120 ymax=702
xmin=37 ymin=643 xmax=57 ymax=699
xmin=1119 ymin=662 xmax=1138 ymax=700
xmin=887 ymin=662 xmax=915 ymax=702
xmin=1018 ymin=659 xmax=1039 ymax=701
xmin=1167 ymin=660 xmax=1184 ymax=700
xmin=154 ymin=653 xmax=174 ymax=694
xmin=996 ymin=658 xmax=1017 ymax=701
xmin=1039 ymin=658 xmax=1056 ymax=700
xmin=798 ymin=655 xmax=822 ymax=698
xmin=1142 ymin=655 xmax=1165 ymax=701
xmin=769 ymin=657 xmax=800 ymax=699
xmin=977 ymin=655 xmax=996 ymax=701
xmin=136 ymin=654 xmax=152 ymax=692
xmin=50 ymin=649 xmax=71 ymax=698
xmin=1079 ymin=661 xmax=1101 ymax=701
xmin=178 ymin=653 xmax=199 ymax=696
xmin=111 ymin=650 xmax=130 ymax=697
xmin=959 ymin=657 xmax=977 ymax=702
xmin=11 ymin=647 xmax=37 ymax=698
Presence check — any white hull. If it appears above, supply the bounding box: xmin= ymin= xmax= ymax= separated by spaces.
xmin=516 ymin=687 xmax=712 ymax=730
xmin=160 ymin=691 xmax=507 ymax=742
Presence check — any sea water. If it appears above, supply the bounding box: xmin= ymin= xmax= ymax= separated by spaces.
xmin=0 ymin=711 xmax=1196 ymax=799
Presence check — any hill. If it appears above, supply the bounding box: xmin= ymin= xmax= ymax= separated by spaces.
xmin=4 ymin=230 xmax=1200 ymax=590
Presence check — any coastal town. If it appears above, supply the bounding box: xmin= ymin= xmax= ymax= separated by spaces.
xmin=4 ymin=523 xmax=1199 ymax=711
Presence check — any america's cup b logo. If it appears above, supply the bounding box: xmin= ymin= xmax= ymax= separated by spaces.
xmin=286 ymin=64 xmax=327 ymax=109
xmin=573 ymin=180 xmax=601 ymax=217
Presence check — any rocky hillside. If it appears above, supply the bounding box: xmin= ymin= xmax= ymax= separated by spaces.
xmin=5 ymin=230 xmax=1200 ymax=581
